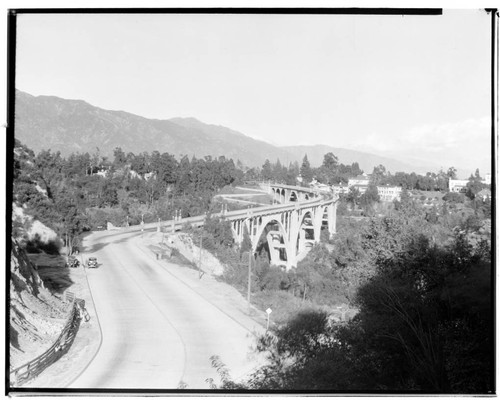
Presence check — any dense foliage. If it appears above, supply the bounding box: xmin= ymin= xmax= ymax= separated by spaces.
xmin=12 ymin=140 xmax=243 ymax=253
xmin=208 ymin=189 xmax=492 ymax=393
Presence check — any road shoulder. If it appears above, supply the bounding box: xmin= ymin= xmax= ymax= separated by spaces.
xmin=24 ymin=245 xmax=102 ymax=388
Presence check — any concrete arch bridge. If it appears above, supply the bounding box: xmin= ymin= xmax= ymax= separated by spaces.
xmin=146 ymin=184 xmax=337 ymax=270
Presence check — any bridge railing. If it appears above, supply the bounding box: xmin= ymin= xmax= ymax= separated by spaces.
xmin=9 ymin=294 xmax=85 ymax=387
xmin=119 ymin=184 xmax=337 ymax=233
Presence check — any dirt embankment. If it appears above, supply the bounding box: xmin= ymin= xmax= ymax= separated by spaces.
xmin=10 ymin=234 xmax=102 ymax=388
xmin=10 ymin=240 xmax=71 ymax=369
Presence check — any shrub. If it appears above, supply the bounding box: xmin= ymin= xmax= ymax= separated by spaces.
xmin=24 ymin=234 xmax=62 ymax=255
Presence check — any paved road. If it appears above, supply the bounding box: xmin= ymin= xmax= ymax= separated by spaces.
xmin=68 ymin=229 xmax=262 ymax=390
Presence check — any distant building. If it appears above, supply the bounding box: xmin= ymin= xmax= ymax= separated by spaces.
xmin=309 ymin=180 xmax=331 ymax=193
xmin=484 ymin=173 xmax=491 ymax=185
xmin=449 ymin=179 xmax=469 ymax=193
xmin=348 ymin=174 xmax=370 ymax=194
xmin=332 ymin=184 xmax=349 ymax=195
xmin=348 ymin=174 xmax=370 ymax=187
xmin=95 ymin=167 xmax=110 ymax=178
xmin=477 ymin=188 xmax=491 ymax=201
xmin=377 ymin=185 xmax=402 ymax=202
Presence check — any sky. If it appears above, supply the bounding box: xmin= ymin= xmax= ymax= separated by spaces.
xmin=15 ymin=10 xmax=493 ymax=176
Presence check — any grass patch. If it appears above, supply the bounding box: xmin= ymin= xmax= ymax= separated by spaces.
xmin=252 ymin=290 xmax=320 ymax=326
xmin=169 ymin=248 xmax=198 ymax=270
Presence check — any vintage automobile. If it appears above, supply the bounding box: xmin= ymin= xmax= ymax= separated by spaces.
xmin=87 ymin=257 xmax=98 ymax=268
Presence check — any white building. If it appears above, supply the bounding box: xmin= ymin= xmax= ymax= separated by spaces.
xmin=449 ymin=179 xmax=469 ymax=193
xmin=332 ymin=184 xmax=349 ymax=195
xmin=347 ymin=174 xmax=370 ymax=194
xmin=484 ymin=173 xmax=491 ymax=185
xmin=377 ymin=185 xmax=402 ymax=202
xmin=348 ymin=174 xmax=370 ymax=187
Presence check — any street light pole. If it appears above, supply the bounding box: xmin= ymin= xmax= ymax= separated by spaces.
xmin=247 ymin=247 xmax=252 ymax=312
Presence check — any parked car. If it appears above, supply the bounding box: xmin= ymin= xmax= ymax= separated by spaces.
xmin=87 ymin=257 xmax=98 ymax=268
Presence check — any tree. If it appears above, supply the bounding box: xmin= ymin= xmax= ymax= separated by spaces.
xmin=240 ymin=225 xmax=252 ymax=255
xmin=466 ymin=169 xmax=484 ymax=200
xmin=359 ymin=183 xmax=379 ymax=215
xmin=154 ymin=152 xmax=178 ymax=188
xmin=319 ymin=152 xmax=339 ymax=184
xmin=203 ymin=215 xmax=234 ymax=248
xmin=113 ymin=147 xmax=127 ymax=168
xmin=285 ymin=162 xmax=300 ymax=185
xmin=371 ymin=164 xmax=387 ymax=185
xmin=99 ymin=179 xmax=119 ymax=207
xmin=443 ymin=192 xmax=465 ymax=203
xmin=345 ymin=186 xmax=360 ymax=209
xmin=262 ymin=159 xmax=273 ymax=181
xmin=447 ymin=167 xmax=458 ymax=180
xmin=300 ymin=155 xmax=313 ymax=184
xmin=351 ymin=162 xmax=362 ymax=177
xmin=272 ymin=159 xmax=287 ymax=183
xmin=176 ymin=155 xmax=193 ymax=195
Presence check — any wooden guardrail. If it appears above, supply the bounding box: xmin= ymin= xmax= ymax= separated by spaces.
xmin=10 ymin=293 xmax=86 ymax=387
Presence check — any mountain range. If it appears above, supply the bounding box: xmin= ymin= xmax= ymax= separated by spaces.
xmin=14 ymin=90 xmax=434 ymax=174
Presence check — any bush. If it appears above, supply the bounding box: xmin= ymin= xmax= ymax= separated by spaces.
xmin=252 ymin=290 xmax=315 ymax=325
xmin=24 ymin=234 xmax=62 ymax=255
xmin=443 ymin=192 xmax=465 ymax=203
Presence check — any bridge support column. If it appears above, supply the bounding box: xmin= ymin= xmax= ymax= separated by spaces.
xmin=267 ymin=231 xmax=285 ymax=267
xmin=285 ymin=241 xmax=297 ymax=271
xmin=327 ymin=203 xmax=337 ymax=238
xmin=298 ymin=228 xmax=307 ymax=254
xmin=313 ymin=206 xmax=323 ymax=243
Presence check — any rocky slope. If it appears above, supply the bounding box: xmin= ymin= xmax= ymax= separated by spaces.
xmin=9 ymin=239 xmax=70 ymax=371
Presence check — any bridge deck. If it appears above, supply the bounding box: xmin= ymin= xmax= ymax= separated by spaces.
xmin=121 ymin=184 xmax=336 ymax=234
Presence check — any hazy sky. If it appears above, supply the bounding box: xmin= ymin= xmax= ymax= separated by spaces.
xmin=16 ymin=10 xmax=492 ymax=175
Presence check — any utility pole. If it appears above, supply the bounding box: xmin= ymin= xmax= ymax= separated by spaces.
xmin=141 ymin=213 xmax=144 ymax=238
xmin=199 ymin=230 xmax=204 ymax=279
xmin=247 ymin=209 xmax=253 ymax=312
xmin=247 ymin=248 xmax=252 ymax=312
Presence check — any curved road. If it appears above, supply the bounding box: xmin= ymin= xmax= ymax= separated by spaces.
xmin=69 ymin=229 xmax=263 ymax=390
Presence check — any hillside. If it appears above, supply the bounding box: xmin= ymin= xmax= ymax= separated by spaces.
xmin=10 ymin=239 xmax=69 ymax=370
xmin=15 ymin=90 xmax=430 ymax=173
xmin=14 ymin=90 xmax=292 ymax=166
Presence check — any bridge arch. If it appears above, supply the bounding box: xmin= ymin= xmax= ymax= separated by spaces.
xmin=293 ymin=210 xmax=316 ymax=256
xmin=252 ymin=217 xmax=290 ymax=267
